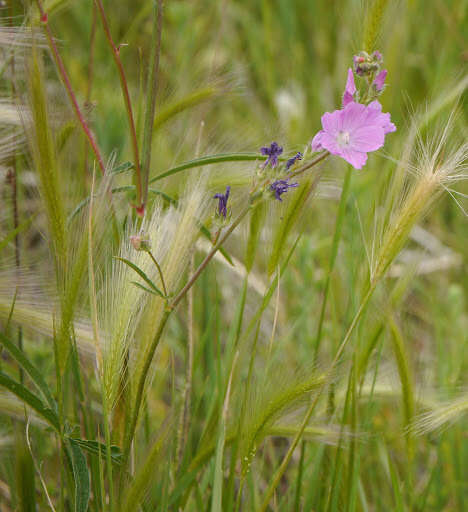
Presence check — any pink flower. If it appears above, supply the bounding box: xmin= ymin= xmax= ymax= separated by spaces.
xmin=311 ymin=101 xmax=395 ymax=169
xmin=373 ymin=69 xmax=387 ymax=91
xmin=342 ymin=68 xmax=356 ymax=107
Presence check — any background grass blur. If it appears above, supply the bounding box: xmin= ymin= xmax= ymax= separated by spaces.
xmin=0 ymin=0 xmax=467 ymax=510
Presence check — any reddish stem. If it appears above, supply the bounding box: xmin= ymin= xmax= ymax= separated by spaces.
xmin=35 ymin=0 xmax=106 ymax=175
xmin=94 ymin=0 xmax=144 ymax=214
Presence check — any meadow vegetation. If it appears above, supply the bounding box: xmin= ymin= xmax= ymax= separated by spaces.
xmin=0 ymin=0 xmax=467 ymax=510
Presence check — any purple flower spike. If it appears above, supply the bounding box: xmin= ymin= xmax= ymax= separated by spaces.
xmin=342 ymin=68 xmax=357 ymax=107
xmin=285 ymin=152 xmax=303 ymax=170
xmin=213 ymin=186 xmax=230 ymax=218
xmin=261 ymin=141 xmax=283 ymax=168
xmin=270 ymin=179 xmax=299 ymax=201
xmin=373 ymin=69 xmax=387 ymax=92
xmin=310 ymin=101 xmax=396 ymax=169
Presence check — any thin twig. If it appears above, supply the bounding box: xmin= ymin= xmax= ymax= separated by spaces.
xmin=289 ymin=151 xmax=329 ymax=178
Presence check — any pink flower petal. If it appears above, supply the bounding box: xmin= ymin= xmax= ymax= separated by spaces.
xmin=342 ymin=68 xmax=356 ymax=106
xmin=311 ymin=130 xmax=325 ymax=151
xmin=321 ymin=110 xmax=343 ymax=134
xmin=373 ymin=69 xmax=387 ymax=91
xmin=339 ymin=149 xmax=368 ymax=169
xmin=349 ymin=125 xmax=385 ymax=152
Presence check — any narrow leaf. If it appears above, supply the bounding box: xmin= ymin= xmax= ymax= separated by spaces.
xmin=114 ymin=257 xmax=164 ymax=297
xmin=0 ymin=331 xmax=56 ymax=410
xmin=131 ymin=280 xmax=165 ymax=297
xmin=68 ymin=439 xmax=91 ymax=512
xmin=0 ymin=371 xmax=59 ymax=431
xmin=69 ymin=438 xmax=122 ymax=465
xmin=149 ymin=152 xmax=287 ymax=184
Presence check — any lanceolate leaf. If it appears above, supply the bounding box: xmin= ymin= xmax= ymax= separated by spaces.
xmin=0 ymin=371 xmax=59 ymax=431
xmin=69 ymin=438 xmax=122 ymax=465
xmin=68 ymin=439 xmax=91 ymax=512
xmin=114 ymin=257 xmax=165 ymax=298
xmin=149 ymin=152 xmax=286 ymax=184
xmin=0 ymin=332 xmax=56 ymax=410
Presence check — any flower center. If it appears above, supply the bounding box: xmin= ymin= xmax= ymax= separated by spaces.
xmin=336 ymin=130 xmax=351 ymax=148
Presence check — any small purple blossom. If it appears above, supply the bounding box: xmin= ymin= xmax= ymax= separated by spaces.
xmin=373 ymin=69 xmax=387 ymax=92
xmin=311 ymin=101 xmax=396 ymax=169
xmin=372 ymin=50 xmax=383 ymax=62
xmin=261 ymin=142 xmax=283 ymax=168
xmin=213 ymin=186 xmax=230 ymax=218
xmin=285 ymin=152 xmax=303 ymax=170
xmin=270 ymin=179 xmax=299 ymax=201
xmin=342 ymin=68 xmax=356 ymax=107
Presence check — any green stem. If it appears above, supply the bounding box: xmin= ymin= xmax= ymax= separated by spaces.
xmin=314 ymin=166 xmax=352 ymax=362
xmin=147 ymin=250 xmax=168 ymax=297
xmin=258 ymin=284 xmax=375 ymax=512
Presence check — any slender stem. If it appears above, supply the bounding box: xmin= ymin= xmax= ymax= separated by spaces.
xmin=122 ymin=203 xmax=253 ymax=469
xmin=34 ymin=0 xmax=106 ymax=175
xmin=147 ymin=250 xmax=168 ymax=297
xmin=94 ymin=0 xmax=143 ymax=212
xmin=258 ymin=284 xmax=375 ymax=512
xmin=141 ymin=0 xmax=164 ymax=208
xmin=83 ymin=2 xmax=97 ymax=184
xmin=171 ymin=203 xmax=253 ymax=308
xmin=314 ymin=166 xmax=352 ymax=362
xmin=289 ymin=151 xmax=329 ymax=178
xmin=121 ymin=310 xmax=170 ymax=468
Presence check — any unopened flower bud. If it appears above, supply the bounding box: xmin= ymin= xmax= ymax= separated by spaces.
xmin=130 ymin=234 xmax=151 ymax=252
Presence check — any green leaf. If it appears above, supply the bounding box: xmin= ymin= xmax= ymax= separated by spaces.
xmin=0 ymin=371 xmax=60 ymax=431
xmin=149 ymin=152 xmax=288 ymax=184
xmin=68 ymin=439 xmax=91 ymax=512
xmin=0 ymin=332 xmax=56 ymax=410
xmin=211 ymin=417 xmax=226 ymax=512
xmin=131 ymin=281 xmax=165 ymax=297
xmin=68 ymin=438 xmax=122 ymax=465
xmin=0 ymin=214 xmax=37 ymax=253
xmin=114 ymin=257 xmax=165 ymax=298
xmin=111 ymin=161 xmax=134 ymax=175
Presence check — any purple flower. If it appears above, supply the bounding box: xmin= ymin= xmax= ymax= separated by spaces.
xmin=285 ymin=152 xmax=303 ymax=170
xmin=213 ymin=186 xmax=230 ymax=218
xmin=342 ymin=68 xmax=356 ymax=107
xmin=261 ymin=142 xmax=283 ymax=168
xmin=373 ymin=69 xmax=387 ymax=92
xmin=372 ymin=50 xmax=383 ymax=62
xmin=311 ymin=101 xmax=396 ymax=169
xmin=270 ymin=179 xmax=299 ymax=201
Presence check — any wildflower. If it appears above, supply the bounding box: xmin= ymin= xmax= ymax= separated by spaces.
xmin=311 ymin=101 xmax=396 ymax=169
xmin=285 ymin=152 xmax=303 ymax=170
xmin=261 ymin=142 xmax=283 ymax=168
xmin=353 ymin=50 xmax=380 ymax=77
xmin=372 ymin=69 xmax=387 ymax=92
xmin=342 ymin=69 xmax=357 ymax=107
xmin=270 ymin=179 xmax=299 ymax=201
xmin=130 ymin=234 xmax=151 ymax=252
xmin=213 ymin=186 xmax=230 ymax=218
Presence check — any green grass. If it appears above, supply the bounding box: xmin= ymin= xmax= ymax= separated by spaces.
xmin=0 ymin=0 xmax=467 ymax=510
